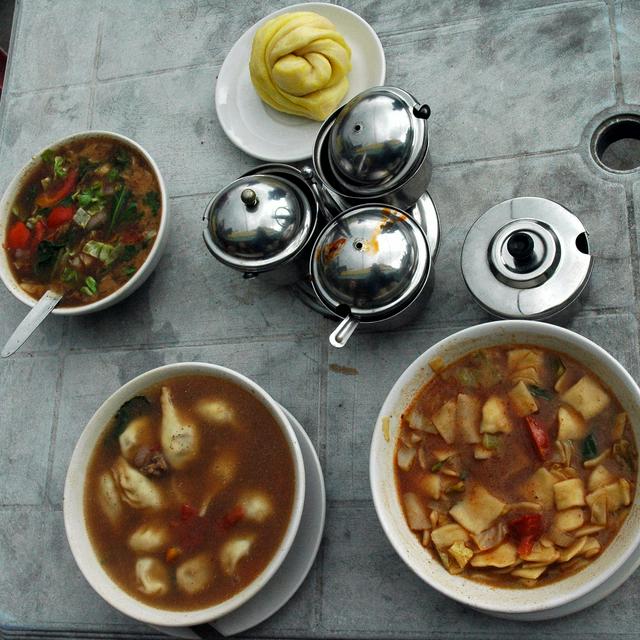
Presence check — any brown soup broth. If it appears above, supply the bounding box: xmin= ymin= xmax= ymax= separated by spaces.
xmin=4 ymin=137 xmax=161 ymax=307
xmin=84 ymin=375 xmax=295 ymax=610
xmin=394 ymin=346 xmax=637 ymax=587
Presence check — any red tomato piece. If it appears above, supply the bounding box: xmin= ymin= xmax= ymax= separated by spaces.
xmin=180 ymin=503 xmax=198 ymax=522
xmin=221 ymin=505 xmax=245 ymax=530
xmin=6 ymin=221 xmax=30 ymax=250
xmin=30 ymin=220 xmax=46 ymax=252
xmin=524 ymin=415 xmax=550 ymax=459
xmin=508 ymin=513 xmax=544 ymax=556
xmin=47 ymin=205 xmax=75 ymax=229
xmin=35 ymin=168 xmax=78 ymax=208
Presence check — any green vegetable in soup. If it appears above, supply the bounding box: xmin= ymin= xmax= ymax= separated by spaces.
xmin=143 ymin=191 xmax=160 ymax=216
xmin=35 ymin=240 xmax=66 ymax=276
xmin=82 ymin=240 xmax=122 ymax=266
xmin=582 ymin=434 xmax=598 ymax=461
xmin=80 ymin=276 xmax=98 ymax=297
xmin=41 ymin=149 xmax=54 ymax=164
xmin=528 ymin=385 xmax=554 ymax=400
xmin=53 ymin=156 xmax=68 ymax=178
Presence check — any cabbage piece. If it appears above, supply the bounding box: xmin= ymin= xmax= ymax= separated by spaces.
xmin=97 ymin=472 xmax=122 ymax=525
xmin=111 ymin=457 xmax=164 ymax=510
xmin=520 ymin=542 xmax=559 ymax=564
xmin=176 ymin=553 xmax=213 ymax=595
xmin=119 ymin=415 xmax=154 ymax=463
xmin=507 ymin=381 xmax=538 ymax=418
xmin=405 ymin=405 xmax=437 ymax=433
xmin=456 ymin=393 xmax=481 ymax=443
xmin=507 ymin=349 xmax=544 ymax=386
xmin=239 ymin=490 xmax=273 ymax=523
xmin=591 ymin=479 xmax=632 ymax=511
xmin=557 ymin=406 xmax=587 ymax=441
xmin=553 ymin=478 xmax=585 ymax=510
xmin=129 ymin=523 xmax=170 ymax=553
xmin=521 ymin=467 xmax=556 ymax=510
xmin=449 ymin=485 xmax=506 ymax=534
xmin=136 ymin=558 xmax=169 ymax=596
xmin=586 ymin=489 xmax=608 ymax=525
xmin=431 ymin=400 xmax=457 ymax=444
xmin=195 ymin=398 xmax=235 ymax=425
xmin=160 ymin=386 xmax=198 ymax=469
xmin=403 ymin=492 xmax=431 ymax=530
xmin=431 ymin=523 xmax=469 ymax=549
xmin=588 ymin=464 xmax=616 ymax=492
xmin=220 ymin=536 xmax=254 ymax=575
xmin=470 ymin=541 xmax=518 ymax=568
xmin=561 ymin=376 xmax=610 ymax=419
xmin=480 ymin=396 xmax=512 ymax=434
xmin=448 ymin=541 xmax=473 ymax=569
xmin=397 ymin=445 xmax=417 ymax=471
xmin=419 ymin=473 xmax=441 ymax=500
xmin=471 ymin=521 xmax=507 ymax=551
xmin=553 ymin=507 xmax=585 ymax=532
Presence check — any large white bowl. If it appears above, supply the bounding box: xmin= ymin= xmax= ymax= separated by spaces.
xmin=63 ymin=362 xmax=306 ymax=628
xmin=370 ymin=320 xmax=640 ymax=618
xmin=0 ymin=130 xmax=169 ymax=315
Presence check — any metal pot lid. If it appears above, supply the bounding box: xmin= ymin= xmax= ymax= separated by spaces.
xmin=204 ymin=174 xmax=314 ymax=273
xmin=327 ymin=86 xmax=430 ymax=195
xmin=310 ymin=205 xmax=430 ymax=320
xmin=461 ymin=197 xmax=593 ymax=319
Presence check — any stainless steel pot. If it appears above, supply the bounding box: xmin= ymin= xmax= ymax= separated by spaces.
xmin=310 ymin=204 xmax=434 ymax=347
xmin=313 ymin=86 xmax=432 ymax=211
xmin=203 ymin=164 xmax=322 ymax=285
xmin=461 ymin=197 xmax=593 ymax=322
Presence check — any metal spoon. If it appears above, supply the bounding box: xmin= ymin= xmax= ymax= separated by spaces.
xmin=1 ymin=289 xmax=62 ymax=357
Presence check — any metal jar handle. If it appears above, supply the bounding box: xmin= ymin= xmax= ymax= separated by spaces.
xmin=329 ymin=316 xmax=359 ymax=348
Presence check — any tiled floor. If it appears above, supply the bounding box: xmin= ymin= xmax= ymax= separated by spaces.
xmin=1 ymin=1 xmax=640 ymax=639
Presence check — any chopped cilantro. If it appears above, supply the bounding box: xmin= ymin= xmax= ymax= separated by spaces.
xmin=106 ymin=167 xmax=119 ymax=181
xmin=41 ymin=149 xmax=54 ymax=164
xmin=53 ymin=156 xmax=68 ymax=178
xmin=121 ymin=244 xmax=140 ymax=261
xmin=123 ymin=265 xmax=137 ymax=277
xmin=114 ymin=149 xmax=130 ymax=169
xmin=61 ymin=267 xmax=78 ymax=284
xmin=143 ymin=191 xmax=160 ymax=216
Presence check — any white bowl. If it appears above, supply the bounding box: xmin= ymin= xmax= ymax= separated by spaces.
xmin=370 ymin=320 xmax=640 ymax=617
xmin=0 ymin=130 xmax=169 ymax=315
xmin=63 ymin=362 xmax=306 ymax=628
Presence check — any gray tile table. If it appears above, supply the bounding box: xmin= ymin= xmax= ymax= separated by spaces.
xmin=1 ymin=0 xmax=639 ymax=638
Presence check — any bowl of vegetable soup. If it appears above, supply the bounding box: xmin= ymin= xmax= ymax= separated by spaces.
xmin=370 ymin=320 xmax=640 ymax=618
xmin=0 ymin=130 xmax=168 ymax=314
xmin=63 ymin=362 xmax=305 ymax=627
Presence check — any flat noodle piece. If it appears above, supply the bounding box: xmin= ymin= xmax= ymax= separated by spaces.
xmin=432 ymin=400 xmax=457 ymax=444
xmin=612 ymin=412 xmax=627 ymax=440
xmin=584 ymin=448 xmax=611 ymax=468
xmin=553 ymin=478 xmax=586 ymax=510
xmin=419 ymin=473 xmax=441 ymax=500
xmin=586 ymin=490 xmax=608 ymax=525
xmin=588 ymin=464 xmax=616 ymax=492
xmin=558 ymin=537 xmax=587 ymax=562
xmin=470 ymin=541 xmax=518 ymax=568
xmin=580 ymin=536 xmax=601 ymax=558
xmin=553 ymin=507 xmax=585 ymax=532
xmin=561 ymin=376 xmax=610 ymax=419
xmin=573 ymin=524 xmax=604 ymax=537
xmin=520 ymin=467 xmax=557 ymax=510
xmin=521 ymin=543 xmax=560 ymax=564
xmin=507 ymin=349 xmax=544 ymax=386
xmin=431 ymin=523 xmax=470 ymax=549
xmin=557 ymin=406 xmax=587 ymax=441
xmin=403 ymin=492 xmax=431 ymax=530
xmin=480 ymin=396 xmax=512 ymax=434
xmin=511 ymin=565 xmax=547 ymax=580
xmin=456 ymin=394 xmax=481 ymax=443
xmin=507 ymin=381 xmax=539 ymax=418
xmin=448 ymin=541 xmax=474 ymax=569
xmin=449 ymin=485 xmax=506 ymax=534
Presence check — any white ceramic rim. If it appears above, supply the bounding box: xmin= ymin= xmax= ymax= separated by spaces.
xmin=0 ymin=130 xmax=169 ymax=315
xmin=214 ymin=2 xmax=386 ymax=162
xmin=370 ymin=320 xmax=640 ymax=615
xmin=63 ymin=362 xmax=306 ymax=627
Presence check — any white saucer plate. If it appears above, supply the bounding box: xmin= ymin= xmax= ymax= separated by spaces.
xmin=155 ymin=406 xmax=326 ymax=638
xmin=215 ymin=2 xmax=386 ymax=162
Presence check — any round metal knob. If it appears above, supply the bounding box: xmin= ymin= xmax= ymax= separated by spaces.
xmin=507 ymin=232 xmax=535 ymax=265
xmin=241 ymin=188 xmax=258 ymax=207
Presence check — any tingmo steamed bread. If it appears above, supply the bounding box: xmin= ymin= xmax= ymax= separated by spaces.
xmin=249 ymin=11 xmax=352 ymax=121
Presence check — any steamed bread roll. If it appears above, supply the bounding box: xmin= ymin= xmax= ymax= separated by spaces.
xmin=250 ymin=11 xmax=352 ymax=121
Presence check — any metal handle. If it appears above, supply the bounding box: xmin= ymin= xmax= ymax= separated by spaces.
xmin=413 ymin=104 xmax=431 ymax=120
xmin=329 ymin=316 xmax=359 ymax=348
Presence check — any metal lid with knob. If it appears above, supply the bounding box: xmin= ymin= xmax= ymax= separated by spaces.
xmin=327 ymin=86 xmax=430 ymax=195
xmin=203 ymin=173 xmax=315 ymax=275
xmin=310 ymin=205 xmax=431 ymax=346
xmin=461 ymin=197 xmax=593 ymax=320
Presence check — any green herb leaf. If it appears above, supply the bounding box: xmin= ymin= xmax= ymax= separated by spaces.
xmin=121 ymin=244 xmax=140 ymax=261
xmin=61 ymin=267 xmax=78 ymax=284
xmin=120 ymin=200 xmax=140 ymax=226
xmin=75 ymin=183 xmax=105 ymax=210
xmin=582 ymin=434 xmax=598 ymax=461
xmin=528 ymin=385 xmax=554 ymax=400
xmin=143 ymin=191 xmax=160 ymax=216
xmin=80 ymin=276 xmax=98 ymax=297
xmin=35 ymin=240 xmax=66 ymax=276
xmin=114 ymin=149 xmax=130 ymax=169
xmin=107 ymin=396 xmax=151 ymax=442
xmin=109 ymin=187 xmax=130 ymax=233
xmin=123 ymin=265 xmax=137 ymax=277
xmin=106 ymin=167 xmax=119 ymax=182
xmin=53 ymin=156 xmax=68 ymax=178
xmin=431 ymin=456 xmax=451 ymax=473
xmin=41 ymin=149 xmax=54 ymax=164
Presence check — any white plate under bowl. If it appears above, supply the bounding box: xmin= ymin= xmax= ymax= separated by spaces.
xmin=156 ymin=406 xmax=326 ymax=638
xmin=215 ymin=2 xmax=386 ymax=162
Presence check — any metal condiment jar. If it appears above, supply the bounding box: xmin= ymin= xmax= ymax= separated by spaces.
xmin=461 ymin=197 xmax=593 ymax=321
xmin=203 ymin=170 xmax=317 ymax=284
xmin=310 ymin=204 xmax=432 ymax=348
xmin=313 ymin=86 xmax=432 ymax=211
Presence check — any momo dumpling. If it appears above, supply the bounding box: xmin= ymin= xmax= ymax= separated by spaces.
xmin=239 ymin=490 xmax=273 ymax=523
xmin=136 ymin=557 xmax=169 ymax=596
xmin=111 ymin=457 xmax=164 ymax=510
xmin=161 ymin=386 xmax=198 ymax=469
xmin=176 ymin=553 xmax=213 ymax=595
xmin=211 ymin=450 xmax=237 ymax=484
xmin=128 ymin=523 xmax=170 ymax=553
xmin=195 ymin=398 xmax=235 ymax=425
xmin=220 ymin=535 xmax=254 ymax=575
xmin=98 ymin=472 xmax=122 ymax=525
xmin=119 ymin=415 xmax=154 ymax=463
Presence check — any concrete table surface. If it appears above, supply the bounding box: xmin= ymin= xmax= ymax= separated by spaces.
xmin=1 ymin=0 xmax=640 ymax=638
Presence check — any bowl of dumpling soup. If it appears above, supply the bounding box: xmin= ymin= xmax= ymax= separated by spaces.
xmin=370 ymin=320 xmax=640 ymax=617
xmin=63 ymin=362 xmax=305 ymax=627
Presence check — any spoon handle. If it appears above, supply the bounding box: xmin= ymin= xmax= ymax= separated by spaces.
xmin=1 ymin=289 xmax=63 ymax=358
